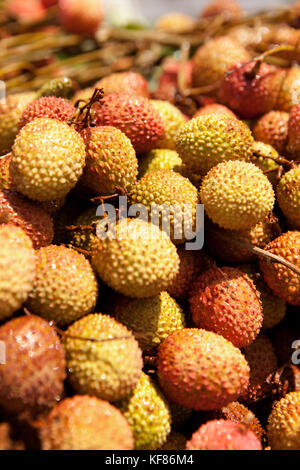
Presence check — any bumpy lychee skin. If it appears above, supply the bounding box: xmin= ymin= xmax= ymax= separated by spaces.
xmin=58 ymin=0 xmax=104 ymax=37
xmin=275 ymin=67 xmax=300 ymax=112
xmin=192 ymin=36 xmax=250 ymax=92
xmin=194 ymin=103 xmax=236 ymax=119
xmin=0 ymin=92 xmax=35 ymax=156
xmin=64 ymin=314 xmax=143 ymax=402
xmin=259 ymin=231 xmax=300 ymax=306
xmin=243 ymin=334 xmax=278 ymax=404
xmin=95 ymin=72 xmax=150 ymax=98
xmin=176 ymin=114 xmax=254 ymax=176
xmin=27 ymin=245 xmax=98 ymax=326
xmin=19 ymin=96 xmax=75 ymax=129
xmin=40 ymin=395 xmax=134 ymax=450
xmin=0 ymin=225 xmax=36 ymax=321
xmin=92 ymin=218 xmax=179 ymax=298
xmin=80 ymin=126 xmax=138 ymax=196
xmin=200 ymin=160 xmax=275 ymax=231
xmin=114 ymin=291 xmax=185 ymax=353
xmin=0 ymin=315 xmax=66 ymax=417
xmin=119 ymin=373 xmax=171 ymax=450
xmin=157 ymin=329 xmax=250 ymax=410
xmin=0 ymin=154 xmax=13 ymax=190
xmin=139 ymin=149 xmax=183 ymax=178
xmin=268 ymin=392 xmax=300 ymax=450
xmin=189 ymin=267 xmax=263 ymax=349
xmin=129 ymin=170 xmax=199 ymax=244
xmin=186 ymin=420 xmax=262 ymax=450
xmin=287 ymin=104 xmax=300 ymax=159
xmin=201 ymin=0 xmax=244 ymax=20
xmin=11 ymin=118 xmax=86 ymax=202
xmin=220 ymin=62 xmax=284 ymax=119
xmin=277 ymin=167 xmax=300 ymax=228
xmin=253 ymin=111 xmax=289 ymax=154
xmin=167 ymin=246 xmax=198 ymax=299
xmin=205 ymin=215 xmax=281 ymax=263
xmin=252 ymin=141 xmax=281 ymax=188
xmin=0 ymin=190 xmax=54 ymax=248
xmin=97 ymin=93 xmax=165 ymax=154
xmin=150 ymin=100 xmax=186 ymax=150
xmin=215 ymin=402 xmax=265 ymax=442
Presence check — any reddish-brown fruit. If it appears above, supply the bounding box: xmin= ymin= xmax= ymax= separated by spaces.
xmin=96 ymin=93 xmax=165 ymax=154
xmin=189 ymin=267 xmax=263 ymax=348
xmin=0 ymin=315 xmax=66 ymax=417
xmin=259 ymin=231 xmax=300 ymax=306
xmin=253 ymin=111 xmax=289 ymax=154
xmin=157 ymin=328 xmax=250 ymax=410
xmin=39 ymin=395 xmax=134 ymax=450
xmin=58 ymin=0 xmax=104 ymax=37
xmin=214 ymin=402 xmax=265 ymax=442
xmin=194 ymin=103 xmax=237 ymax=119
xmin=192 ymin=36 xmax=250 ymax=93
xmin=0 ymin=154 xmax=13 ymax=191
xmin=186 ymin=420 xmax=262 ymax=450
xmin=0 ymin=190 xmax=54 ymax=248
xmin=220 ymin=62 xmax=285 ymax=119
xmin=19 ymin=96 xmax=75 ymax=129
xmin=7 ymin=0 xmax=46 ymax=23
xmin=154 ymin=59 xmax=193 ymax=103
xmin=201 ymin=0 xmax=244 ymax=21
xmin=287 ymin=104 xmax=300 ymax=158
xmin=95 ymin=72 xmax=150 ymax=98
xmin=243 ymin=334 xmax=278 ymax=403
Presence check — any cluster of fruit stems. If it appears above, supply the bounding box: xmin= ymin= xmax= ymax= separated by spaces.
xmin=0 ymin=3 xmax=299 ymax=93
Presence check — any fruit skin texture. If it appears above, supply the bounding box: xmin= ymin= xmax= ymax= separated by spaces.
xmin=186 ymin=420 xmax=262 ymax=450
xmin=277 ymin=167 xmax=300 ymax=228
xmin=192 ymin=36 xmax=250 ymax=93
xmin=11 ymin=118 xmax=86 ymax=202
xmin=58 ymin=0 xmax=104 ymax=37
xmin=200 ymin=160 xmax=275 ymax=231
xmin=0 ymin=92 xmax=35 ymax=156
xmin=214 ymin=402 xmax=265 ymax=442
xmin=0 ymin=190 xmax=54 ymax=249
xmin=68 ymin=207 xmax=103 ymax=254
xmin=190 ymin=267 xmax=263 ymax=349
xmin=287 ymin=104 xmax=300 ymax=159
xmin=194 ymin=103 xmax=236 ymax=119
xmin=220 ymin=62 xmax=284 ymax=119
xmin=253 ymin=111 xmax=289 ymax=154
xmin=157 ymin=329 xmax=250 ymax=410
xmin=40 ymin=395 xmax=134 ymax=450
xmin=80 ymin=126 xmax=138 ymax=196
xmin=27 ymin=245 xmax=98 ymax=326
xmin=19 ymin=96 xmax=75 ymax=129
xmin=252 ymin=141 xmax=280 ymax=188
xmin=129 ymin=169 xmax=199 ymax=244
xmin=95 ymin=72 xmax=150 ymax=98
xmin=167 ymin=246 xmax=198 ymax=299
xmin=92 ymin=218 xmax=179 ymax=298
xmin=118 ymin=373 xmax=171 ymax=450
xmin=205 ymin=215 xmax=281 ymax=263
xmin=259 ymin=231 xmax=300 ymax=306
xmin=275 ymin=67 xmax=300 ymax=112
xmin=0 ymin=315 xmax=66 ymax=417
xmin=0 ymin=154 xmax=13 ymax=190
xmin=64 ymin=314 xmax=143 ymax=402
xmin=267 ymin=392 xmax=300 ymax=450
xmin=0 ymin=225 xmax=36 ymax=321
xmin=238 ymin=264 xmax=286 ymax=331
xmin=243 ymin=334 xmax=278 ymax=403
xmin=150 ymin=100 xmax=186 ymax=150
xmin=114 ymin=291 xmax=185 ymax=353
xmin=139 ymin=149 xmax=183 ymax=178
xmin=97 ymin=93 xmax=165 ymax=154
xmin=176 ymin=114 xmax=254 ymax=176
